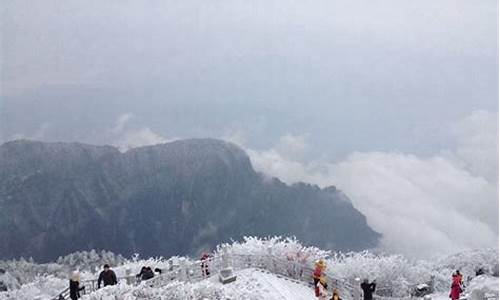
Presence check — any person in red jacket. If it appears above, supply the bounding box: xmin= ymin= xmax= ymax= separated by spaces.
xmin=449 ymin=273 xmax=462 ymax=300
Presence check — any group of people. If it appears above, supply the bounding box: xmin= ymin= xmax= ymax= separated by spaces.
xmin=65 ymin=264 xmax=117 ymax=300
xmin=312 ymin=259 xmax=376 ymax=300
xmin=312 ymin=264 xmax=469 ymax=300
xmin=449 ymin=270 xmax=463 ymax=300
xmin=66 ymin=259 xmax=470 ymax=300
xmin=67 ymin=263 xmax=162 ymax=300
xmin=136 ymin=266 xmax=156 ymax=281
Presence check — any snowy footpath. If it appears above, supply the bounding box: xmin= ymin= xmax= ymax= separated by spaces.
xmin=76 ymin=268 xmax=317 ymax=300
xmin=210 ymin=268 xmax=316 ymax=300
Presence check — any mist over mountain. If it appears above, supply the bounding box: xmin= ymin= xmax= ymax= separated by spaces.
xmin=0 ymin=139 xmax=379 ymax=262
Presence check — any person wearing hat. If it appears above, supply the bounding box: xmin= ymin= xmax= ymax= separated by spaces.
xmin=69 ymin=271 xmax=85 ymax=300
xmin=97 ymin=264 xmax=117 ymax=288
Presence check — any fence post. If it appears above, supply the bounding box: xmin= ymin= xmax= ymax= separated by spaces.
xmin=352 ymin=277 xmax=361 ymax=300
xmin=178 ymin=258 xmax=188 ymax=282
xmin=218 ymin=245 xmax=237 ymax=284
xmin=125 ymin=268 xmax=133 ymax=285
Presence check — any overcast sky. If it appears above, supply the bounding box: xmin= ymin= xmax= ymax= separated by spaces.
xmin=1 ymin=0 xmax=498 ymax=258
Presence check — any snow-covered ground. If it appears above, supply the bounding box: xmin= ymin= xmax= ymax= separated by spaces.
xmin=78 ymin=268 xmax=316 ymax=300
xmin=215 ymin=268 xmax=315 ymax=300
xmin=0 ymin=237 xmax=497 ymax=300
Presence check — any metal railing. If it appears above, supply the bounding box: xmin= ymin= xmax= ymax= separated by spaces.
xmin=52 ymin=253 xmax=412 ymax=300
xmin=51 ymin=275 xmax=137 ymax=300
xmin=144 ymin=253 xmax=361 ymax=299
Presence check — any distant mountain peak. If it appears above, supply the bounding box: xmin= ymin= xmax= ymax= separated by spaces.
xmin=0 ymin=139 xmax=379 ymax=262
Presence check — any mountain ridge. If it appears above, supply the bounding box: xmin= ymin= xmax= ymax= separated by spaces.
xmin=0 ymin=138 xmax=380 ymax=262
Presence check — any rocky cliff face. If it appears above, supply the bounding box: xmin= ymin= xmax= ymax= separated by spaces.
xmin=0 ymin=139 xmax=379 ymax=262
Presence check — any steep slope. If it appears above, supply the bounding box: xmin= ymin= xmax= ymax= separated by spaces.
xmin=0 ymin=139 xmax=379 ymax=261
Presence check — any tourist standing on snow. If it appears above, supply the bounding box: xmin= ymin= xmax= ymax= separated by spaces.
xmin=360 ymin=279 xmax=376 ymax=300
xmin=201 ymin=252 xmax=211 ymax=276
xmin=136 ymin=266 xmax=147 ymax=280
xmin=449 ymin=272 xmax=462 ymax=300
xmin=69 ymin=271 xmax=84 ymax=300
xmin=97 ymin=264 xmax=117 ymax=288
xmin=313 ymin=259 xmax=326 ymax=287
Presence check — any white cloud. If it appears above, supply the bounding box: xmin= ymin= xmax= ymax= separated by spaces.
xmin=245 ymin=112 xmax=499 ymax=258
xmin=111 ymin=113 xmax=134 ymax=134
xmin=453 ymin=110 xmax=498 ymax=183
xmin=222 ymin=128 xmax=248 ymax=148
xmin=275 ymin=134 xmax=308 ymax=161
xmin=329 ymin=152 xmax=498 ymax=258
xmin=9 ymin=122 xmax=52 ymax=141
xmin=248 ymin=147 xmax=331 ymax=187
xmin=114 ymin=128 xmax=170 ymax=152
xmin=110 ymin=113 xmax=173 ymax=152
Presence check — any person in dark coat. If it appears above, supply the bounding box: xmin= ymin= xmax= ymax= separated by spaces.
xmin=136 ymin=266 xmax=155 ymax=281
xmin=143 ymin=267 xmax=154 ymax=280
xmin=97 ymin=264 xmax=117 ymax=288
xmin=136 ymin=266 xmax=147 ymax=280
xmin=69 ymin=271 xmax=85 ymax=300
xmin=360 ymin=279 xmax=376 ymax=300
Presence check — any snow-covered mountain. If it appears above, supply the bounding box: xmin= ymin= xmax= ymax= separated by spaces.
xmin=0 ymin=139 xmax=378 ymax=262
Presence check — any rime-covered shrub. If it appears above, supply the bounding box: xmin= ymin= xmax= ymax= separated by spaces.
xmin=217 ymin=236 xmax=329 ymax=266
xmin=430 ymin=248 xmax=499 ymax=291
xmin=0 ymin=259 xmax=67 ymax=285
xmin=56 ymin=250 xmax=126 ymax=273
xmin=326 ymin=251 xmax=431 ymax=296
xmin=0 ymin=237 xmax=497 ymax=299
